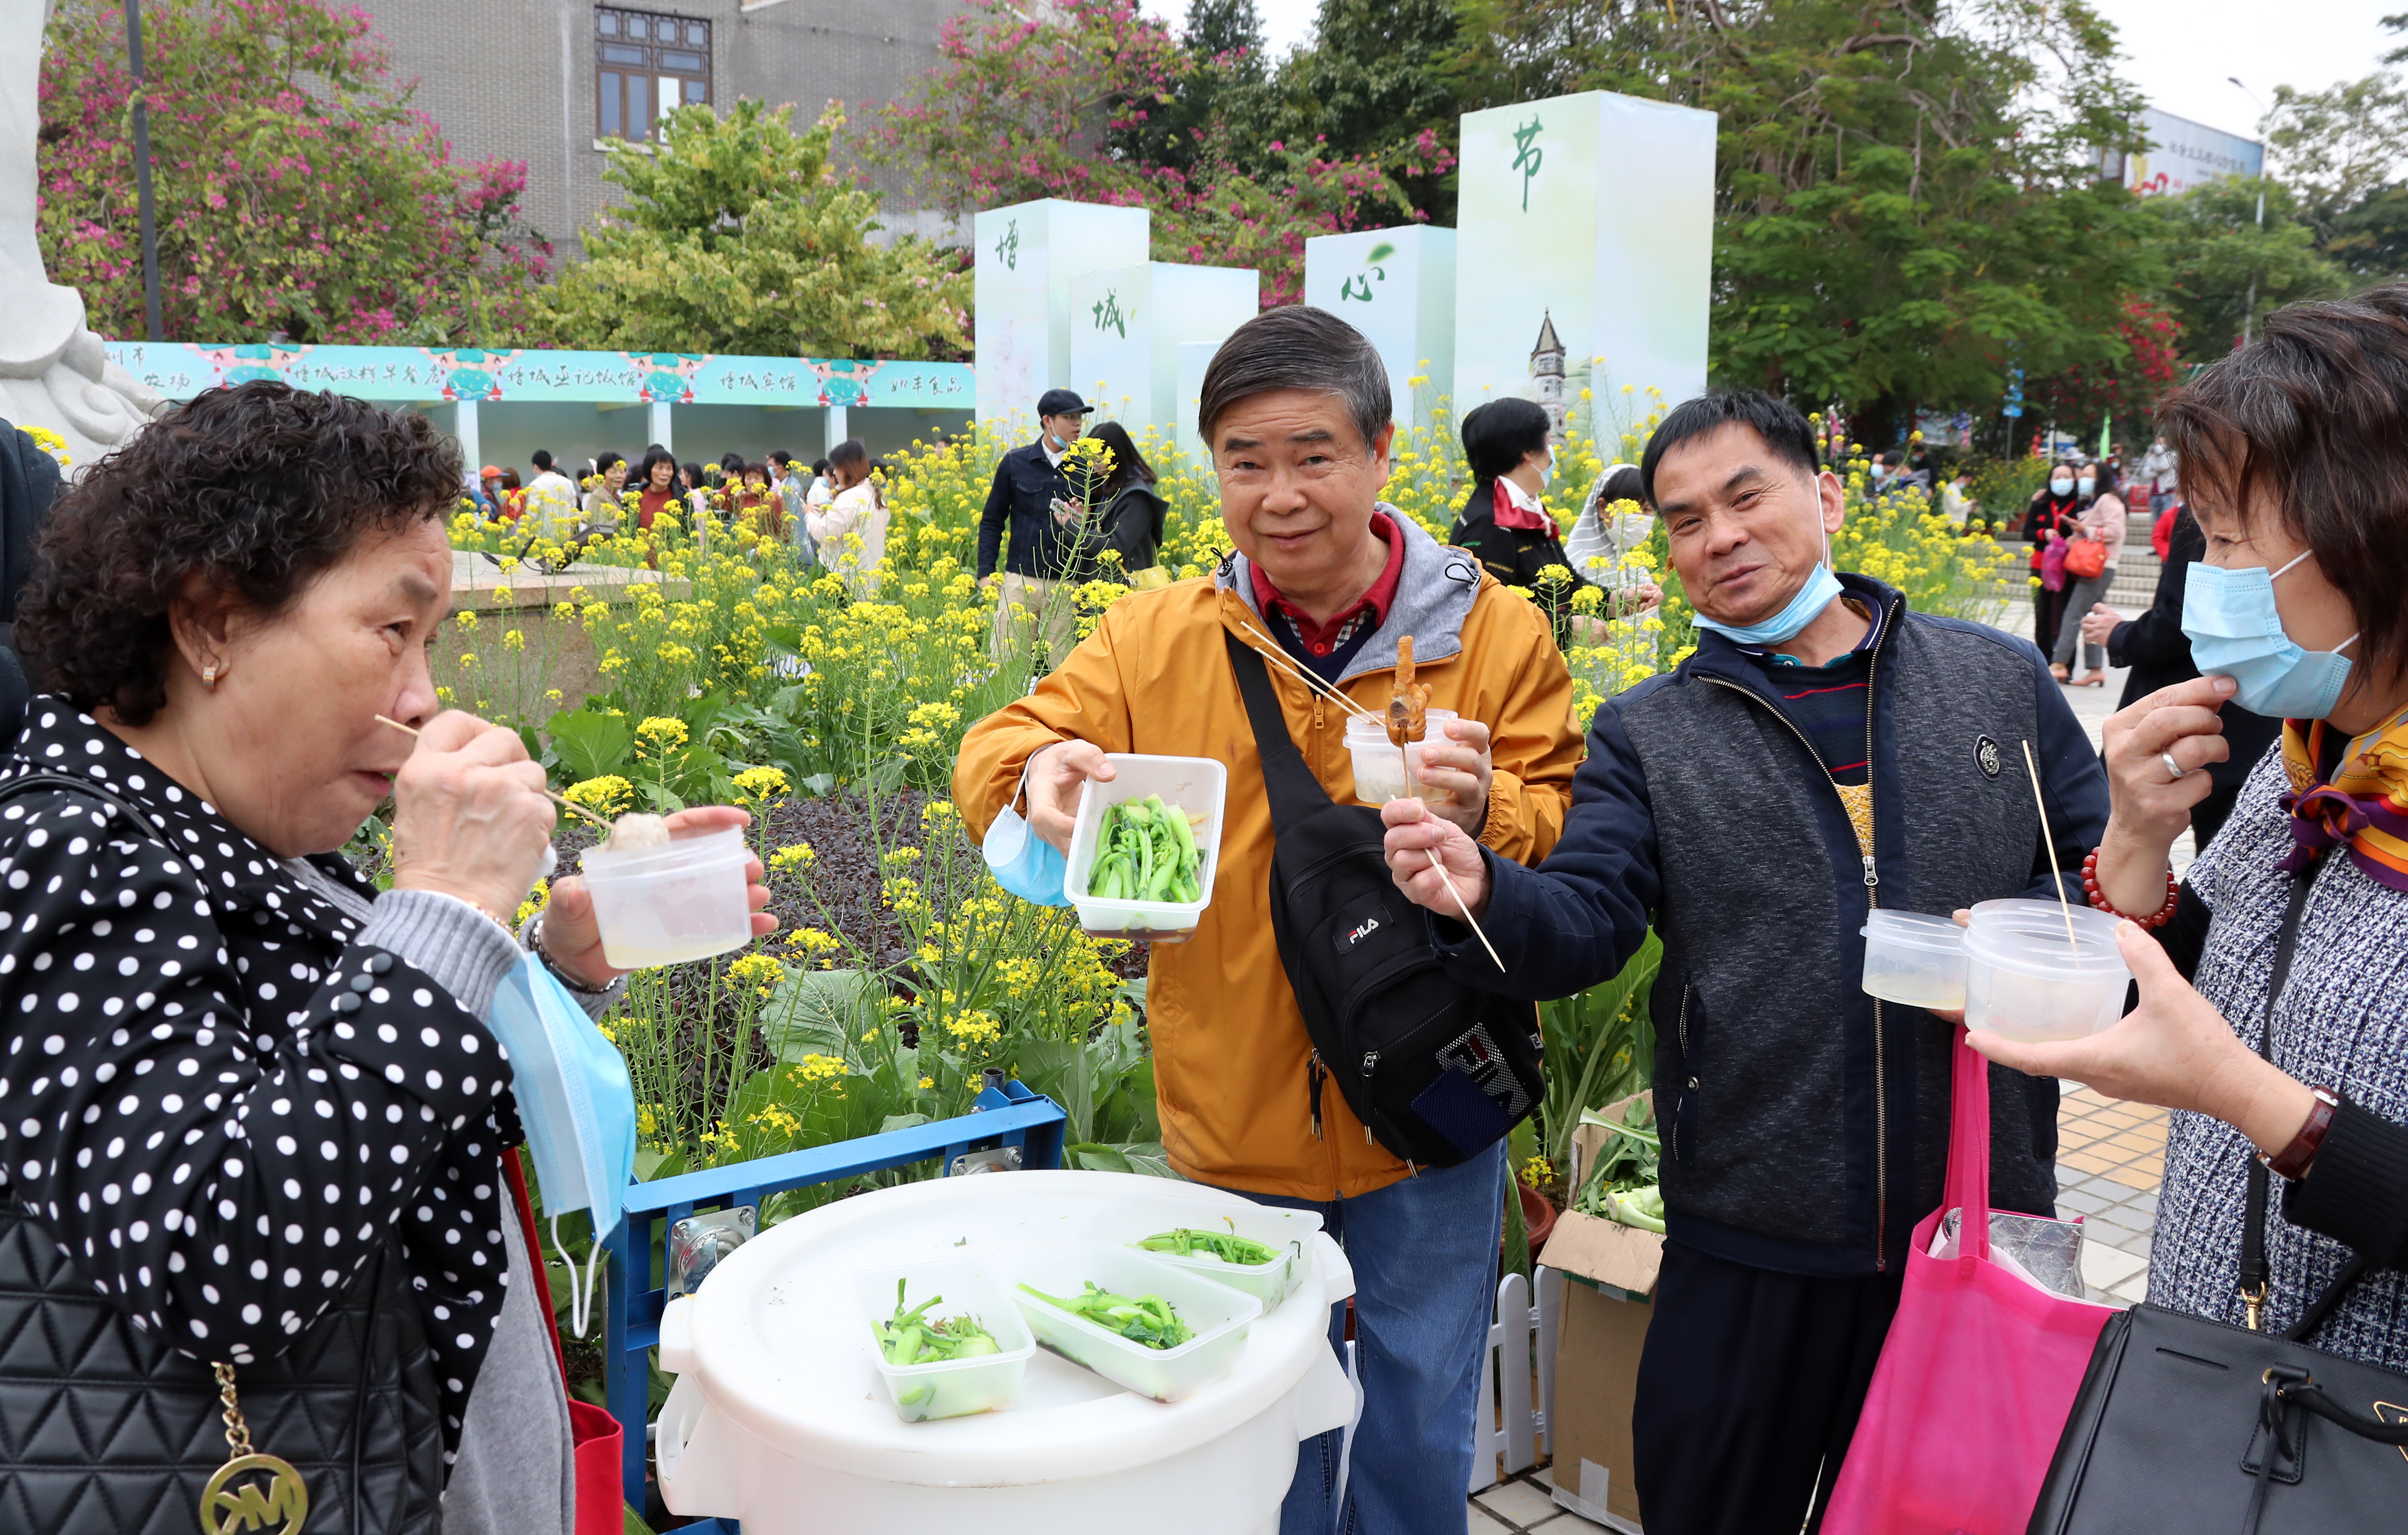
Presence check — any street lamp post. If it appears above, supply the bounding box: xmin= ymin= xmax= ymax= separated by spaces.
xmin=2229 ymin=77 xmax=2266 ymax=348
xmin=123 ymin=0 xmax=164 ymax=343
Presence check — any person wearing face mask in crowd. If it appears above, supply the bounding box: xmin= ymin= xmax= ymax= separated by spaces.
xmin=2023 ymin=463 xmax=2084 ymax=655
xmin=1966 ymin=285 xmax=2408 ymax=1405
xmin=2049 ymin=460 xmax=2125 ymax=686
xmin=977 ymin=388 xmax=1096 ymax=673
xmin=1449 ymin=398 xmax=1659 ymax=646
xmin=1382 ymin=389 xmax=2109 ymax=1533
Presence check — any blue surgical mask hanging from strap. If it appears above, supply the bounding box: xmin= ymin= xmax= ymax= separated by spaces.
xmin=483 ymin=953 xmax=638 ymax=1336
xmin=2182 ymin=548 xmax=2359 ymax=720
xmin=981 ymin=759 xmax=1073 ymax=905
xmin=1692 ymin=500 xmax=1844 ymax=646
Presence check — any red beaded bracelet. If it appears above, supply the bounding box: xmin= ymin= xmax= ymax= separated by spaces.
xmin=2079 ymin=846 xmax=2180 ymax=928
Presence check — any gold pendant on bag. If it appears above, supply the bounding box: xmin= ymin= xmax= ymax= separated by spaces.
xmin=197 ymin=1362 xmax=308 ymax=1535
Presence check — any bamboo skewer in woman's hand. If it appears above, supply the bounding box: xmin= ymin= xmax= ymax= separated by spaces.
xmin=374 ymin=715 xmax=620 ymax=834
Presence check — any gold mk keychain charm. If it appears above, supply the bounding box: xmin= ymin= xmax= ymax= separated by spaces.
xmin=197 ymin=1361 xmax=308 ymax=1535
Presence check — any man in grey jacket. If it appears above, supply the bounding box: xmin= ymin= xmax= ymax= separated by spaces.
xmin=1383 ymin=391 xmax=2110 ymax=1533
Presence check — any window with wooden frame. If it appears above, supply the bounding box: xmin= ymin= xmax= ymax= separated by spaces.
xmin=595 ymin=6 xmax=711 ymax=143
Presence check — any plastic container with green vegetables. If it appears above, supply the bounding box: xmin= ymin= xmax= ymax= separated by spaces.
xmin=1008 ymin=1242 xmax=1260 ymax=1402
xmin=1063 ymin=755 xmax=1227 ymax=943
xmin=852 ymin=1260 xmax=1035 ymax=1423
xmin=1083 ymin=1194 xmax=1323 ymax=1310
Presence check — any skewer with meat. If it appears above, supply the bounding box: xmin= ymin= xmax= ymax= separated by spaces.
xmin=1386 ymin=635 xmax=1431 ymax=748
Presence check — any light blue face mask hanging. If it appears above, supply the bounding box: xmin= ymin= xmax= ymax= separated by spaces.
xmin=981 ymin=765 xmax=1072 ymax=905
xmin=2181 ymin=549 xmax=2359 ymax=720
xmin=484 ymin=952 xmax=638 ymax=1336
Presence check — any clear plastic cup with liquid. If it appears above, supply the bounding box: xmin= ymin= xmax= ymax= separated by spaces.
xmin=578 ymin=825 xmax=753 ymax=969
xmin=1858 ymin=909 xmax=1969 ymax=1009
xmin=1345 ymin=710 xmax=1468 ymax=804
xmin=1963 ymin=899 xmax=2131 ymax=1043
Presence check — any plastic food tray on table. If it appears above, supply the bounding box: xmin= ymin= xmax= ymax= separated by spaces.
xmin=602 ymin=1075 xmax=1071 ymax=1532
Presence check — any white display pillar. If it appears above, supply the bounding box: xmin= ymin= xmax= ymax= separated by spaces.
xmin=1067 ymin=262 xmax=1258 ymax=452
xmin=647 ymin=399 xmax=673 ymax=453
xmin=1453 ymin=92 xmax=1716 ymax=441
xmin=972 ymin=200 xmax=1152 ymax=427
xmin=455 ymin=399 xmax=482 ymax=474
xmin=1304 ymin=226 xmax=1456 ymax=434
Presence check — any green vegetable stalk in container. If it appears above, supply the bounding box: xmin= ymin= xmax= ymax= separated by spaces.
xmin=1019 ymin=1280 xmax=1196 ymax=1350
xmin=1084 ymin=796 xmax=1205 ymax=903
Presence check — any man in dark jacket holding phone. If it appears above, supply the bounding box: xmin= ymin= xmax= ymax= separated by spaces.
xmin=979 ymin=387 xmax=1094 ymax=672
xmin=1382 ymin=391 xmax=2111 ymax=1533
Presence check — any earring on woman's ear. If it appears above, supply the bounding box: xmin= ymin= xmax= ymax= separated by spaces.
xmin=201 ymin=664 xmax=218 ymax=689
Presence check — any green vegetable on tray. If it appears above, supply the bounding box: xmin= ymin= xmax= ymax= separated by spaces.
xmin=1084 ymin=795 xmax=1205 ymax=904
xmin=1138 ymin=1226 xmax=1282 ymax=1267
xmin=1571 ymin=1099 xmax=1667 ymax=1234
xmin=873 ymin=1279 xmax=1001 ymax=1367
xmin=1019 ymin=1280 xmax=1197 ymax=1350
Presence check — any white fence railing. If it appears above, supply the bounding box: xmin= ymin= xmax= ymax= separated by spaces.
xmin=1469 ymin=1265 xmax=1564 ymax=1491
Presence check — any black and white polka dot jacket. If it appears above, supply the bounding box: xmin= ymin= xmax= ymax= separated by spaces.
xmin=0 ymin=704 xmax=522 ymax=1467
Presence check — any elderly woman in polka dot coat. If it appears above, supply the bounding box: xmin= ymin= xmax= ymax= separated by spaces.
xmin=0 ymin=383 xmax=769 ymax=1535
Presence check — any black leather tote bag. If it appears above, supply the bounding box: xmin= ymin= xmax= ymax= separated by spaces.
xmin=2027 ymin=868 xmax=2408 ymax=1535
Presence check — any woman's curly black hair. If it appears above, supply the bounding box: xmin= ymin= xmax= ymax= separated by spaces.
xmin=17 ymin=381 xmax=463 ymax=726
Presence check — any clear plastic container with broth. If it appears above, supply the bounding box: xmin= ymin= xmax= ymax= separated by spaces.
xmin=1345 ymin=710 xmax=1471 ymax=805
xmin=578 ymin=826 xmax=753 ymax=969
xmin=1963 ymin=899 xmax=2131 ymax=1043
xmin=1858 ymin=909 xmax=1970 ymax=1009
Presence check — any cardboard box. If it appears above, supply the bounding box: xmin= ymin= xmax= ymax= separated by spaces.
xmin=1538 ymin=1092 xmax=1662 ymax=1534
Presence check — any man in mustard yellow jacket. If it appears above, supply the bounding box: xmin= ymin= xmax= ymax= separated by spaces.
xmin=955 ymin=306 xmax=1583 ymax=1534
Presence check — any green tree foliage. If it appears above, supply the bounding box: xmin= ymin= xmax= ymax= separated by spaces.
xmin=542 ymin=101 xmax=970 ymax=359
xmin=864 ymin=0 xmax=1428 ymax=305
xmin=1269 ymin=0 xmax=1466 ymax=219
xmin=2140 ymin=177 xmax=2346 ymax=361
xmin=1448 ymin=0 xmax=2160 ymax=433
xmin=2264 ymin=71 xmax=2408 ymax=279
xmin=38 ymin=0 xmax=547 ymax=344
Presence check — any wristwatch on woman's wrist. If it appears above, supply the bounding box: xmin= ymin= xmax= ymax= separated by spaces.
xmin=2264 ymin=1086 xmax=2341 ymax=1181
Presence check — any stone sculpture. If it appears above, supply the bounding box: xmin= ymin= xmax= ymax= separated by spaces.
xmin=1 ymin=0 xmax=164 ymax=466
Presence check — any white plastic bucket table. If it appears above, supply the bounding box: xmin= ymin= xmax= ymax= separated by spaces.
xmin=652 ymin=1170 xmax=1359 ymax=1534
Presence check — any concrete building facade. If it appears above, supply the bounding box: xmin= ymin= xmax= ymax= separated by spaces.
xmin=353 ymin=0 xmax=965 ymax=257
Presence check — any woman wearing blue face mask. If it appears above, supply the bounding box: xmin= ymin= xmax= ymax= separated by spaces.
xmin=1967 ymin=287 xmax=2408 ymax=1393
xmin=2047 ymin=460 xmax=2125 ymax=686
xmin=0 ymin=384 xmax=773 ymax=1535
xmin=1450 ymin=396 xmax=1659 ymax=646
xmin=2022 ymin=464 xmax=2083 ymax=656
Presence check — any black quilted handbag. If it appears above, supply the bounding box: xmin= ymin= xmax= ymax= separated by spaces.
xmin=2026 ymin=870 xmax=2408 ymax=1534
xmin=0 ymin=772 xmax=445 ymax=1534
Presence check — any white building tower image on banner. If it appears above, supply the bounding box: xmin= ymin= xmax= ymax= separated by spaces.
xmin=1529 ymin=310 xmax=1567 ymax=440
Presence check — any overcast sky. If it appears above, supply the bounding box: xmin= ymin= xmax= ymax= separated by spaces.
xmin=1135 ymin=0 xmax=2402 ymax=144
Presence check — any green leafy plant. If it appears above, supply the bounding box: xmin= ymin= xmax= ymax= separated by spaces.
xmin=1538 ymin=932 xmax=1661 ymax=1171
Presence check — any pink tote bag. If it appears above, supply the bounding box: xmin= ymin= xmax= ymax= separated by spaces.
xmin=1822 ymin=1032 xmax=2114 ymax=1533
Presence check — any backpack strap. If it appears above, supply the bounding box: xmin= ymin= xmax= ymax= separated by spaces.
xmin=1223 ymin=631 xmax=1337 ymax=836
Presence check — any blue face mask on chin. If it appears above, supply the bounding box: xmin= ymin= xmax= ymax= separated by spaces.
xmin=2181 ymin=549 xmax=2359 ymax=720
xmin=982 ymin=769 xmax=1073 ymax=905
xmin=483 ymin=953 xmax=637 ymax=1337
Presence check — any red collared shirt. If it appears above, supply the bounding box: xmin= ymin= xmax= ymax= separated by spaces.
xmin=1249 ymin=512 xmax=1406 ymax=659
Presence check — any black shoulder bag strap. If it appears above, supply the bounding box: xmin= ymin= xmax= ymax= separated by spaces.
xmin=2239 ymin=856 xmax=2369 ymax=1342
xmin=0 ymin=767 xmax=159 ymax=833
xmin=1224 ymin=631 xmax=1337 ymax=835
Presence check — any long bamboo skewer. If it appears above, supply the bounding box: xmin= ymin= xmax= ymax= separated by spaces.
xmin=1233 ymin=625 xmax=1505 ymax=972
xmin=2021 ymin=738 xmax=2082 ymax=952
xmin=374 ymin=715 xmax=618 ymax=832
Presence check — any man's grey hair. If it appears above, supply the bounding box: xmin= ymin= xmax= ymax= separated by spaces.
xmin=1197 ymin=306 xmax=1392 ymax=454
